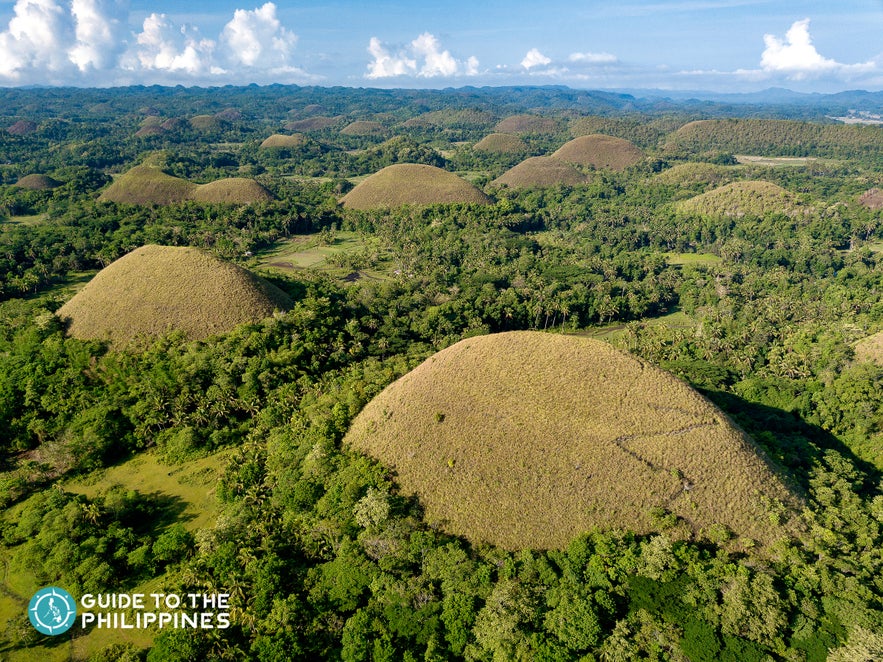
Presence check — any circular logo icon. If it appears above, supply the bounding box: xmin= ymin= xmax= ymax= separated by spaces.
xmin=28 ymin=587 xmax=77 ymax=636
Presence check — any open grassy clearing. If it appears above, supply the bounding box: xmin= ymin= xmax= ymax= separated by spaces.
xmin=1 ymin=214 xmax=48 ymax=227
xmin=663 ymin=252 xmax=722 ymax=266
xmin=578 ymin=310 xmax=695 ymax=342
xmin=257 ymin=231 xmax=395 ymax=280
xmin=346 ymin=331 xmax=797 ymax=550
xmin=735 ymin=155 xmax=822 ymax=167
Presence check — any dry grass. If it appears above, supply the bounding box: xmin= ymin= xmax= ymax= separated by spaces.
xmin=492 ymin=156 xmax=588 ymax=188
xmin=134 ymin=125 xmax=166 ymax=138
xmin=552 ymin=134 xmax=644 ymax=170
xmin=473 ymin=133 xmax=528 ymax=154
xmin=14 ymin=173 xmax=60 ymax=190
xmin=494 ymin=114 xmax=560 ymax=134
xmin=341 ymin=120 xmax=385 ymax=136
xmin=855 ymin=330 xmax=883 ymax=365
xmin=860 ymin=188 xmax=883 ymax=210
xmin=57 ymin=244 xmax=293 ymax=346
xmin=345 ymin=331 xmax=797 ymax=550
xmin=6 ymin=120 xmax=36 ymax=135
xmin=191 ymin=178 xmax=273 ymax=204
xmin=260 ymin=133 xmax=310 ymax=148
xmin=99 ymin=165 xmax=197 ymax=205
xmin=653 ymin=162 xmax=736 ymax=187
xmin=189 ymin=114 xmax=222 ymax=131
xmin=676 ymin=180 xmax=805 ymax=218
xmin=340 ymin=164 xmax=492 ymax=210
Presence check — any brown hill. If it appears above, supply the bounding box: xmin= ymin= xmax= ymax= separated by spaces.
xmin=57 ymin=245 xmax=292 ymax=346
xmin=340 ymin=164 xmax=492 ymax=209
xmin=492 ymin=156 xmax=588 ymax=188
xmin=259 ymin=133 xmax=310 ymax=149
xmin=552 ymin=134 xmax=645 ymax=170
xmin=189 ymin=115 xmax=222 ymax=131
xmin=134 ymin=125 xmax=166 ymax=138
xmin=653 ymin=162 xmax=737 ymax=187
xmin=345 ymin=331 xmax=796 ymax=550
xmin=15 ymin=174 xmax=61 ymax=190
xmin=7 ymin=120 xmax=37 ymax=136
xmin=473 ymin=133 xmax=528 ymax=154
xmin=341 ymin=121 xmax=385 ymax=136
xmin=191 ymin=178 xmax=273 ymax=204
xmin=494 ymin=114 xmax=559 ymax=134
xmin=99 ymin=165 xmax=196 ymax=205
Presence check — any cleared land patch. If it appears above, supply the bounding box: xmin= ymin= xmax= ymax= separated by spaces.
xmin=57 ymin=244 xmax=293 ymax=346
xmin=345 ymin=331 xmax=796 ymax=550
xmin=340 ymin=164 xmax=492 ymax=209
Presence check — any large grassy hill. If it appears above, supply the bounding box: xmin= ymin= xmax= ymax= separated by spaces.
xmin=473 ymin=133 xmax=528 ymax=154
xmin=340 ymin=164 xmax=492 ymax=209
xmin=492 ymin=156 xmax=588 ymax=188
xmin=57 ymin=245 xmax=292 ymax=346
xmin=191 ymin=178 xmax=273 ymax=204
xmin=259 ymin=133 xmax=311 ymax=149
xmin=99 ymin=165 xmax=272 ymax=205
xmin=345 ymin=331 xmax=796 ymax=550
xmin=552 ymin=134 xmax=645 ymax=171
xmin=676 ymin=180 xmax=806 ymax=217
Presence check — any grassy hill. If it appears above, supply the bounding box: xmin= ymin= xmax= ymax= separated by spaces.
xmin=259 ymin=133 xmax=311 ymax=149
xmin=494 ymin=114 xmax=560 ymax=134
xmin=191 ymin=178 xmax=274 ymax=204
xmin=473 ymin=133 xmax=528 ymax=154
xmin=341 ymin=120 xmax=385 ymax=136
xmin=99 ymin=165 xmax=197 ymax=205
xmin=676 ymin=180 xmax=806 ymax=217
xmin=653 ymin=162 xmax=736 ymax=187
xmin=14 ymin=174 xmax=60 ymax=190
xmin=552 ymin=134 xmax=645 ymax=170
xmin=340 ymin=164 xmax=492 ymax=209
xmin=189 ymin=114 xmax=222 ymax=131
xmin=492 ymin=156 xmax=588 ymax=188
xmin=345 ymin=331 xmax=796 ymax=550
xmin=57 ymin=245 xmax=293 ymax=346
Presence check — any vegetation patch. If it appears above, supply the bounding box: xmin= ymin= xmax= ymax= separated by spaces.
xmin=552 ymin=134 xmax=645 ymax=170
xmin=492 ymin=156 xmax=588 ymax=188
xmin=13 ymin=174 xmax=60 ymax=190
xmin=473 ymin=133 xmax=528 ymax=154
xmin=676 ymin=180 xmax=806 ymax=218
xmin=345 ymin=331 xmax=797 ymax=550
xmin=340 ymin=163 xmax=492 ymax=209
xmin=56 ymin=244 xmax=293 ymax=345
xmin=494 ymin=114 xmax=560 ymax=134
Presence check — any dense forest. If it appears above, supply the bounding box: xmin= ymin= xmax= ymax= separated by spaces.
xmin=1 ymin=84 xmax=882 ymax=661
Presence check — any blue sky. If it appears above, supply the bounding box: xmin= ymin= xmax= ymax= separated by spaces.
xmin=0 ymin=0 xmax=881 ymax=91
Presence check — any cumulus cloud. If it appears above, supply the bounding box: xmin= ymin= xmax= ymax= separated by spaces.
xmin=569 ymin=51 xmax=618 ymax=65
xmin=0 ymin=0 xmax=311 ymax=84
xmin=521 ymin=48 xmax=551 ymax=70
xmin=366 ymin=32 xmax=479 ymax=79
xmin=760 ymin=18 xmax=875 ymax=79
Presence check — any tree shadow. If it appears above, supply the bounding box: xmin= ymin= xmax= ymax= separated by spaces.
xmin=701 ymin=388 xmax=882 ymax=496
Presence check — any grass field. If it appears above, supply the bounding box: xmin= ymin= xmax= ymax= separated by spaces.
xmin=735 ymin=155 xmax=820 ymax=166
xmin=346 ymin=331 xmax=796 ymax=550
xmin=663 ymin=252 xmax=722 ymax=266
xmin=257 ymin=231 xmax=395 ymax=281
xmin=1 ymin=214 xmax=48 ymax=227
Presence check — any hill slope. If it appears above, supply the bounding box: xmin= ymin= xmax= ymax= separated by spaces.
xmin=345 ymin=331 xmax=796 ymax=550
xmin=552 ymin=134 xmax=644 ymax=170
xmin=99 ymin=165 xmax=196 ymax=204
xmin=676 ymin=180 xmax=805 ymax=217
xmin=492 ymin=156 xmax=588 ymax=188
xmin=57 ymin=245 xmax=292 ymax=346
xmin=340 ymin=164 xmax=492 ymax=209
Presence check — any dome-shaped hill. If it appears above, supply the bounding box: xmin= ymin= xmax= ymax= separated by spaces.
xmin=259 ymin=133 xmax=310 ymax=149
xmin=494 ymin=114 xmax=559 ymax=134
xmin=473 ymin=133 xmax=528 ymax=154
xmin=492 ymin=156 xmax=588 ymax=189
xmin=340 ymin=164 xmax=492 ymax=210
xmin=189 ymin=115 xmax=222 ymax=131
xmin=99 ymin=165 xmax=196 ymax=205
xmin=345 ymin=331 xmax=796 ymax=550
xmin=859 ymin=188 xmax=883 ymax=210
xmin=15 ymin=174 xmax=61 ymax=190
xmin=139 ymin=116 xmax=164 ymax=128
xmin=160 ymin=118 xmax=185 ymax=131
xmin=7 ymin=120 xmax=37 ymax=135
xmin=676 ymin=180 xmax=804 ymax=218
xmin=192 ymin=178 xmax=273 ymax=204
xmin=134 ymin=125 xmax=166 ymax=138
xmin=653 ymin=162 xmax=736 ymax=187
xmin=855 ymin=330 xmax=883 ymax=365
xmin=341 ymin=121 xmax=385 ymax=136
xmin=552 ymin=134 xmax=645 ymax=170
xmin=57 ymin=245 xmax=292 ymax=346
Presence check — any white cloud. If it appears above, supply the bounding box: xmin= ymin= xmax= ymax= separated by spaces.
xmin=131 ymin=13 xmax=215 ymax=74
xmin=219 ymin=3 xmax=296 ymax=70
xmin=521 ymin=48 xmax=551 ymax=70
xmin=760 ymin=18 xmax=875 ymax=80
xmin=366 ymin=32 xmax=478 ymax=79
xmin=569 ymin=51 xmax=618 ymax=65
xmin=69 ymin=0 xmax=125 ymax=72
xmin=0 ymin=0 xmax=75 ymax=79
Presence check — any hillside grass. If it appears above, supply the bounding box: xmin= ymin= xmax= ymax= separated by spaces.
xmin=57 ymin=244 xmax=293 ymax=346
xmin=675 ymin=180 xmax=807 ymax=218
xmin=492 ymin=156 xmax=588 ymax=188
xmin=99 ymin=165 xmax=272 ymax=205
xmin=340 ymin=164 xmax=492 ymax=209
xmin=341 ymin=121 xmax=385 ymax=136
xmin=855 ymin=330 xmax=883 ymax=366
xmin=653 ymin=162 xmax=737 ymax=187
xmin=14 ymin=174 xmax=60 ymax=190
xmin=345 ymin=331 xmax=797 ymax=550
xmin=259 ymin=133 xmax=310 ymax=149
xmin=552 ymin=134 xmax=645 ymax=171
xmin=190 ymin=178 xmax=273 ymax=204
xmin=473 ymin=133 xmax=528 ymax=154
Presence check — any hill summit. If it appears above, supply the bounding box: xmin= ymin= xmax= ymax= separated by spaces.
xmin=340 ymin=164 xmax=492 ymax=209
xmin=345 ymin=331 xmax=796 ymax=550
xmin=57 ymin=245 xmax=292 ymax=346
